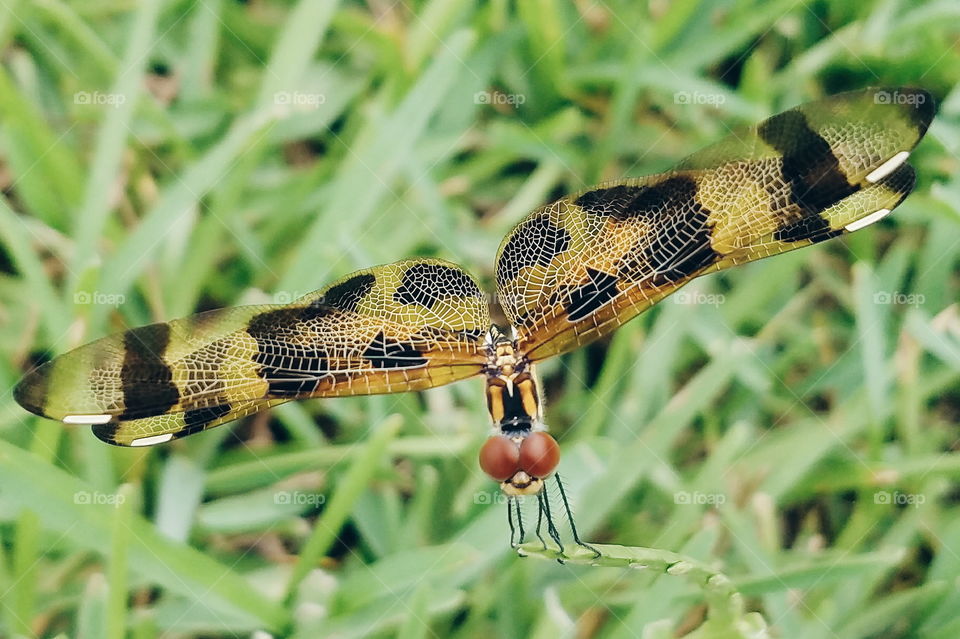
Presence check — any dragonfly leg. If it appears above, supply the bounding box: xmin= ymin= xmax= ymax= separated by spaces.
xmin=507 ymin=496 xmax=518 ymax=548
xmin=555 ymin=473 xmax=600 ymax=558
xmin=508 ymin=496 xmax=526 ymax=548
xmin=538 ymin=488 xmax=565 ymax=557
xmin=534 ymin=492 xmax=548 ymax=551
xmin=515 ymin=497 xmax=525 ymax=545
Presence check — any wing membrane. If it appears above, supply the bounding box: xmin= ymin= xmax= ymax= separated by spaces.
xmin=15 ymin=259 xmax=490 ymax=446
xmin=496 ymin=87 xmax=933 ymax=360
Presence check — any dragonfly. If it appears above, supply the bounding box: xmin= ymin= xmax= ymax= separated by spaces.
xmin=15 ymin=87 xmax=934 ymax=555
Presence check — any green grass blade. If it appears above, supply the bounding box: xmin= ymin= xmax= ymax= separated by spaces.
xmin=284 ymin=414 xmax=403 ymax=603
xmin=278 ymin=29 xmax=477 ymax=292
xmin=0 ymin=439 xmax=289 ymax=632
xmin=64 ymin=0 xmax=163 ymax=297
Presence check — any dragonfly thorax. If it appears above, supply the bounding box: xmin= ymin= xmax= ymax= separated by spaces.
xmin=483 ymin=332 xmax=539 ymax=429
xmin=484 ymin=325 xmax=522 ymax=374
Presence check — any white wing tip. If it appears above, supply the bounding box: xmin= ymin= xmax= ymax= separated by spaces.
xmin=865 ymin=151 xmax=910 ymax=183
xmin=63 ymin=414 xmax=113 ymax=425
xmin=130 ymin=433 xmax=174 ymax=447
xmin=845 ymin=208 xmax=892 ymax=232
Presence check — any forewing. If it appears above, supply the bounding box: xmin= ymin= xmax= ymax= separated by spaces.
xmin=15 ymin=259 xmax=490 ymax=446
xmin=496 ymin=87 xmax=933 ymax=360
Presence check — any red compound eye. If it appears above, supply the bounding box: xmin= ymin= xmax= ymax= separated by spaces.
xmin=479 ymin=436 xmax=520 ymax=481
xmin=518 ymin=432 xmax=560 ymax=478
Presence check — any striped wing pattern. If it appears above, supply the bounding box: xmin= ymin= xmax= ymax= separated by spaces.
xmin=495 ymin=87 xmax=933 ymax=360
xmin=15 ymin=259 xmax=489 ymax=445
xmin=15 ymin=87 xmax=936 ymax=446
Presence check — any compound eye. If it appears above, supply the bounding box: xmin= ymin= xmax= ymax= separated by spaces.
xmin=518 ymin=432 xmax=559 ymax=478
xmin=479 ymin=436 xmax=520 ymax=481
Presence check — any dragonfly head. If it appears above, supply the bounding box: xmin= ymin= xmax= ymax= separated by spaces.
xmin=479 ymin=431 xmax=559 ymax=496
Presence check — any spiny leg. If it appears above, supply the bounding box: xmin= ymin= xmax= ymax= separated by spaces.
xmin=508 ymin=496 xmax=526 ymax=548
xmin=538 ymin=488 xmax=565 ymax=553
xmin=555 ymin=473 xmax=600 ymax=558
xmin=507 ymin=496 xmax=518 ymax=547
xmin=535 ymin=492 xmax=548 ymax=550
xmin=515 ymin=497 xmax=525 ymax=545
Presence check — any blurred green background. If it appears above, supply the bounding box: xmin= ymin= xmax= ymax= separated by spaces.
xmin=0 ymin=0 xmax=958 ymax=637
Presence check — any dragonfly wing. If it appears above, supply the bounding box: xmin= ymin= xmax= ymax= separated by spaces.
xmin=495 ymin=87 xmax=933 ymax=360
xmin=15 ymin=259 xmax=490 ymax=446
